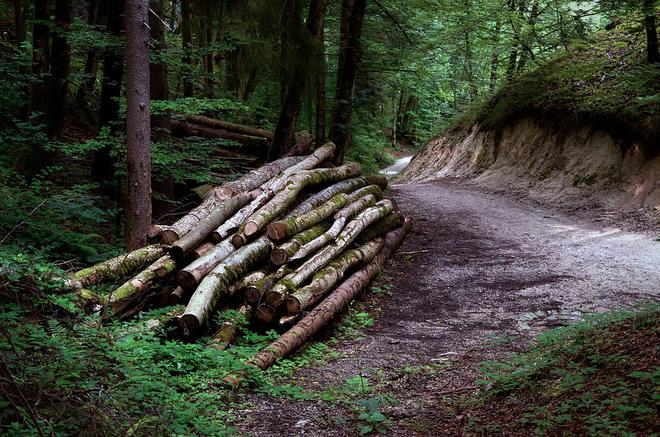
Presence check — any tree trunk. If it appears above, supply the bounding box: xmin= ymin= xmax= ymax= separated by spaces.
xmin=489 ymin=18 xmax=502 ymax=93
xmin=180 ymin=236 xmax=273 ymax=335
xmin=506 ymin=0 xmax=525 ymax=81
xmin=44 ymin=0 xmax=73 ymax=138
xmin=68 ymin=244 xmax=164 ymax=289
xmin=149 ymin=0 xmax=170 ymax=104
xmin=13 ymin=0 xmax=25 ymax=49
xmin=210 ymin=305 xmax=252 ymax=350
xmin=186 ymin=115 xmax=274 ymax=140
xmin=315 ymin=17 xmax=326 ymax=147
xmin=270 ymin=221 xmax=331 ymax=266
xmin=644 ymin=0 xmax=659 ymax=64
xmin=181 ymin=0 xmax=194 ymax=96
xmin=93 ymin=0 xmax=125 ymax=183
xmin=329 ymin=0 xmax=367 ymax=164
xmin=109 ymin=255 xmax=176 ymax=315
xmin=264 ymin=200 xmax=394 ymax=309
xmin=242 ymin=162 xmax=362 ymax=238
xmin=177 ymin=238 xmax=236 ymax=291
xmin=29 ymin=0 xmax=50 ymax=117
xmin=516 ymin=0 xmax=539 ymax=73
xmin=213 ymin=190 xmax=274 ymax=243
xmin=354 ymin=211 xmax=404 ymax=244
xmin=191 ymin=241 xmax=215 ymax=260
xmin=76 ymin=0 xmax=107 ymax=105
xmin=231 ymin=219 xmax=410 ymax=375
xmin=170 ymin=121 xmax=270 ymax=149
xmin=287 ymin=238 xmax=383 ymax=314
xmin=245 ymin=266 xmax=291 ymax=304
xmin=169 ymin=192 xmax=253 ymax=261
xmin=124 ymin=0 xmax=152 ymax=250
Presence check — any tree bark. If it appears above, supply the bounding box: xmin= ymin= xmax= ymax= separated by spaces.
xmin=230 ymin=219 xmax=410 ymax=375
xmin=177 ymin=239 xmax=236 ymax=291
xmin=180 ymin=236 xmax=273 ymax=335
xmin=213 ymin=190 xmax=274 ymax=243
xmin=489 ymin=18 xmax=502 ymax=93
xmin=354 ymin=211 xmax=404 ymax=244
xmin=124 ymin=0 xmax=152 ymax=250
xmin=191 ymin=241 xmax=215 ymax=260
xmin=270 ymin=221 xmax=331 ymax=266
xmin=149 ymin=0 xmax=170 ymax=103
xmin=76 ymin=0 xmax=107 ymax=105
xmin=210 ymin=305 xmax=252 ymax=350
xmin=329 ymin=0 xmax=367 ymax=165
xmin=242 ymin=162 xmax=362 ymax=238
xmin=644 ymin=0 xmax=659 ymax=64
xmin=45 ymin=0 xmax=73 ymax=138
xmin=287 ymin=238 xmax=383 ymax=314
xmin=186 ymin=115 xmax=274 ymax=140
xmin=67 ymin=244 xmax=164 ymax=289
xmin=181 ymin=0 xmax=194 ymax=96
xmin=169 ymin=192 xmax=253 ymax=261
xmin=170 ymin=121 xmax=270 ymax=149
xmin=13 ymin=0 xmax=26 ymax=49
xmin=245 ymin=266 xmax=291 ymax=304
xmin=29 ymin=0 xmax=50 ymax=117
xmin=315 ymin=17 xmax=326 ymax=147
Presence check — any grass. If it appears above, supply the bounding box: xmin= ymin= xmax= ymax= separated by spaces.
xmin=463 ymin=305 xmax=659 ymax=436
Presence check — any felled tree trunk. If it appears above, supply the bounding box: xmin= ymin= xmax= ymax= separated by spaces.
xmin=354 ymin=212 xmax=405 ymax=244
xmin=210 ymin=305 xmax=252 ymax=350
xmin=270 ymin=221 xmax=331 ymax=266
xmin=191 ymin=242 xmax=215 ymax=260
xmin=284 ymin=177 xmax=367 ymax=218
xmin=244 ymin=266 xmax=291 ymax=304
xmin=68 ymin=244 xmax=164 ymax=288
xmin=177 ymin=239 xmax=236 ymax=291
xmin=180 ymin=236 xmax=273 ymax=335
xmin=213 ymin=190 xmax=273 ymax=243
xmin=262 ymin=143 xmax=336 ymax=192
xmin=229 ymin=219 xmax=410 ymax=376
xmin=243 ymin=162 xmax=362 ymax=237
xmin=109 ymin=255 xmax=176 ymax=315
xmin=291 ymin=193 xmax=376 ymax=261
xmin=171 ymin=121 xmax=269 ymax=148
xmin=169 ymin=193 xmax=252 ymax=261
xmin=287 ymin=238 xmax=383 ymax=314
xmin=187 ymin=115 xmax=274 ymax=140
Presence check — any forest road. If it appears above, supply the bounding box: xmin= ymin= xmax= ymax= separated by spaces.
xmin=235 ymin=179 xmax=660 ymax=436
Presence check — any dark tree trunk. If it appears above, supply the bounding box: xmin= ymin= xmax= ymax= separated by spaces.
xmin=270 ymin=0 xmax=330 ymax=160
xmin=315 ymin=8 xmax=326 ymax=147
xmin=644 ymin=0 xmax=659 ymax=63
xmin=489 ymin=18 xmax=502 ymax=92
xmin=181 ymin=0 xmax=194 ymax=97
xmin=242 ymin=64 xmax=259 ymax=100
xmin=76 ymin=0 xmax=107 ymax=105
xmin=45 ymin=0 xmax=74 ymax=139
xmin=517 ymin=0 xmax=539 ymax=73
xmin=93 ymin=0 xmax=125 ymax=184
xmin=329 ymin=0 xmax=367 ymax=165
xmin=29 ymin=0 xmax=51 ymax=117
xmin=124 ymin=0 xmax=152 ymax=249
xmin=14 ymin=0 xmax=26 ymax=48
xmin=506 ymin=0 xmax=525 ymax=81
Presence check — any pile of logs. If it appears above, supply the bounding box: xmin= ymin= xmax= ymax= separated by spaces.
xmin=67 ymin=142 xmax=410 ymax=372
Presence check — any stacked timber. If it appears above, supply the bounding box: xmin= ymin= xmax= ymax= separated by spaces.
xmin=67 ymin=142 xmax=410 ymax=374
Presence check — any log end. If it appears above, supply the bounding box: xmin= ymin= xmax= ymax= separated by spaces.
xmin=286 ymin=295 xmax=301 ymax=315
xmin=266 ymin=222 xmax=288 ymax=241
xmin=177 ymin=270 xmax=198 ymax=292
xmin=147 ymin=225 xmax=164 ymax=240
xmin=161 ymin=230 xmax=180 ymax=245
xmin=210 ymin=231 xmax=222 ymax=244
xmin=168 ymin=245 xmax=185 ymax=263
xmin=244 ymin=287 xmax=262 ymax=304
xmin=231 ymin=234 xmax=246 ymax=248
xmin=244 ymin=221 xmax=260 ymax=237
xmin=255 ymin=304 xmax=276 ymax=324
xmin=270 ymin=248 xmax=289 ymax=266
xmin=179 ymin=314 xmax=201 ymax=336
xmin=217 ymin=186 xmax=234 ymax=200
xmin=366 ymin=175 xmax=389 ymax=189
xmin=263 ymin=290 xmax=284 ymax=307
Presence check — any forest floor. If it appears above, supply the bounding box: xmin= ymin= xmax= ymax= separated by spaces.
xmin=232 ymin=178 xmax=660 ymax=436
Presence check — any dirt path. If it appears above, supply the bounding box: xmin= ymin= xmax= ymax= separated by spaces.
xmin=234 ymin=180 xmax=660 ymax=436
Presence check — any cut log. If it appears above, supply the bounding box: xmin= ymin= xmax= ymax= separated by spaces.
xmin=191 ymin=241 xmax=215 ymax=260
xmin=180 ymin=236 xmax=273 ymax=335
xmin=169 ymin=192 xmax=252 ymax=261
xmin=284 ymin=177 xmax=369 ymax=218
xmin=212 ymin=156 xmax=303 ymax=200
xmin=255 ymin=303 xmax=277 ymax=324
xmin=210 ymin=305 xmax=253 ymax=351
xmin=267 ymin=192 xmax=351 ymax=241
xmin=229 ymin=219 xmax=411 ymax=377
xmin=261 ymin=142 xmax=336 ymax=192
xmin=355 ymin=212 xmax=405 ymax=244
xmin=68 ymin=244 xmax=164 ymax=288
xmin=243 ymin=162 xmax=362 ymax=238
xmin=227 ymin=270 xmax=266 ymax=295
xmin=278 ymin=313 xmax=301 ymax=331
xmin=187 ymin=115 xmax=274 ymax=140
xmin=177 ymin=238 xmax=236 ymax=291
xmin=108 ymin=255 xmax=176 ymax=315
xmin=212 ymin=189 xmax=273 ymax=243
xmin=244 ymin=266 xmax=291 ymax=304
xmin=147 ymin=224 xmax=173 ymax=240
xmin=268 ymin=200 xmax=395 ymax=305
xmin=171 ymin=120 xmax=269 ymax=146
xmin=270 ymin=221 xmax=331 ymax=266
xmin=166 ymin=286 xmax=187 ymax=306
xmin=286 ymin=238 xmax=384 ymax=314
xmin=291 ymin=194 xmax=377 ymax=261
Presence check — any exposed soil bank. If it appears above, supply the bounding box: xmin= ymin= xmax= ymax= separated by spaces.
xmin=398 ymin=117 xmax=660 ymax=223
xmin=233 ymin=181 xmax=660 ymax=436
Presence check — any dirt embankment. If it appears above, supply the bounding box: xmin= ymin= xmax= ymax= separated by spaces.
xmin=399 ymin=117 xmax=660 ymax=222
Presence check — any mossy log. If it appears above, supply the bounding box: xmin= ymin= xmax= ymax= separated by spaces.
xmin=180 ymin=236 xmax=273 ymax=335
xmin=354 ymin=212 xmax=405 ymax=245
xmin=210 ymin=305 xmax=253 ymax=351
xmin=270 ymin=221 xmax=331 ymax=266
xmin=212 ymin=189 xmax=273 ymax=243
xmin=68 ymin=244 xmax=164 ymax=289
xmin=229 ymin=219 xmax=411 ymax=377
xmin=177 ymin=239 xmax=236 ymax=291
xmin=284 ymin=177 xmax=368 ymax=218
xmin=291 ymin=194 xmax=377 ymax=261
xmin=262 ymin=143 xmax=336 ymax=192
xmin=244 ymin=266 xmax=291 ymax=304
xmin=187 ymin=115 xmax=274 ymax=140
xmin=169 ymin=193 xmax=253 ymax=261
xmin=227 ymin=270 xmax=266 ymax=296
xmin=108 ymin=255 xmax=177 ymax=315
xmin=266 ymin=200 xmax=395 ymax=308
xmin=287 ymin=238 xmax=384 ymax=314
xmin=243 ymin=162 xmax=362 ymax=238
xmin=212 ymin=156 xmax=303 ymax=200
xmin=278 ymin=313 xmax=301 ymax=331
xmin=266 ymin=193 xmax=351 ymax=241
